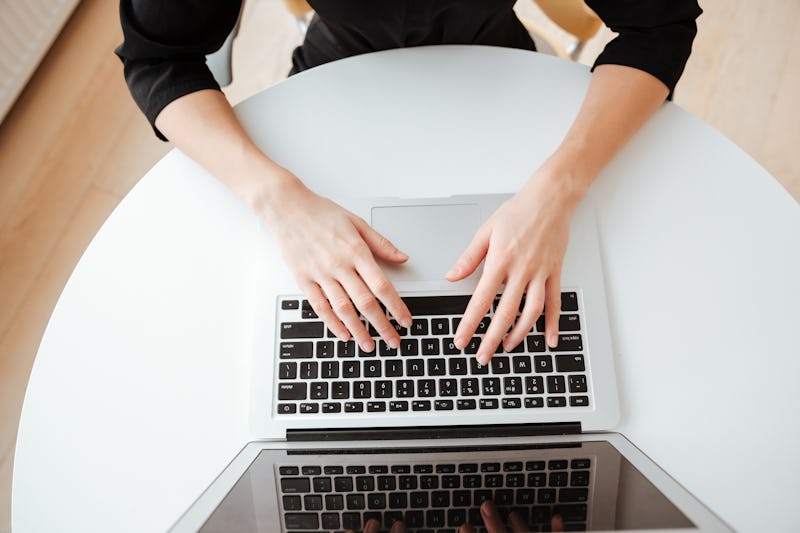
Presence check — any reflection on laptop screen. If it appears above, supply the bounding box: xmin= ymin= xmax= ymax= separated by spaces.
xmin=199 ymin=441 xmax=694 ymax=532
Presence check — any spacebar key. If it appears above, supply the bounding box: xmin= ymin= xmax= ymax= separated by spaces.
xmin=402 ymin=295 xmax=471 ymax=316
xmin=285 ymin=513 xmax=319 ymax=530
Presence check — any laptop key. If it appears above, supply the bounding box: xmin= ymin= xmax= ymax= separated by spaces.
xmin=332 ymin=382 xmax=349 ymax=399
xmin=570 ymin=395 xmax=590 ymax=407
xmin=431 ymin=318 xmax=449 ymax=334
xmin=280 ymin=478 xmax=310 ymax=493
xmin=321 ymin=512 xmax=340 ymax=529
xmin=556 ymin=354 xmax=585 ymax=372
xmin=354 ymin=381 xmax=371 ymax=398
xmin=443 ymin=338 xmax=461 ymax=355
xmin=449 ymin=358 xmax=468 ymax=375
xmin=560 ymin=314 xmax=581 ymax=331
xmin=368 ymin=493 xmax=386 ymax=509
xmin=552 ymin=334 xmax=582 ymax=352
xmin=412 ymin=400 xmax=431 ymax=411
xmin=282 ymin=494 xmax=301 ymax=510
xmin=502 ymin=398 xmax=522 ymax=409
xmin=375 ymin=380 xmax=392 ymax=398
xmin=284 ymin=513 xmax=318 ymax=529
xmin=344 ymin=401 xmax=363 ymax=412
xmin=280 ymin=341 xmax=313 ymax=358
xmin=281 ymin=322 xmax=324 ymax=339
xmin=278 ymin=383 xmax=306 ymax=400
xmin=343 ymin=361 xmax=360 ymax=378
xmin=279 ymin=466 xmax=299 ymax=475
xmin=525 ymin=397 xmax=544 ymax=408
xmin=448 ymin=508 xmax=467 ymax=527
xmin=561 ymin=292 xmax=579 ymax=311
xmin=572 ymin=459 xmax=591 ymax=469
xmin=527 ymin=335 xmax=546 ymax=352
xmin=534 ymin=355 xmax=553 ymax=373
xmin=277 ymin=403 xmax=296 ymax=414
xmin=299 ymin=403 xmax=318 ymax=413
xmin=400 ymin=338 xmax=419 ymax=356
xmin=310 ymin=382 xmax=328 ymax=399
xmin=470 ymin=358 xmax=489 ymax=375
xmin=321 ymin=361 xmax=338 ymax=379
xmin=568 ymin=375 xmax=588 ymax=392
xmin=512 ymin=355 xmax=532 ymax=373
xmin=379 ymin=340 xmax=398 ymax=356
xmin=281 ymin=299 xmax=299 ymax=310
xmin=342 ymin=512 xmax=361 ymax=529
xmin=367 ymin=401 xmax=386 ymax=412
xmin=482 ymin=378 xmax=500 ymax=395
xmin=490 ymin=356 xmax=510 ymax=374
xmin=570 ymin=471 xmax=590 ymax=486
xmin=411 ymin=318 xmax=429 ymax=335
xmin=316 ymin=340 xmax=334 ymax=358
xmin=547 ymin=396 xmax=567 ymax=408
xmin=385 ymin=360 xmax=403 ymax=377
xmin=418 ymin=379 xmax=435 ymax=397
xmin=397 ymin=380 xmax=414 ymax=397
xmin=461 ymin=378 xmax=479 ymax=396
xmin=504 ymin=376 xmax=523 ymax=395
xmin=407 ymin=359 xmax=424 ymax=376
xmin=304 ymin=494 xmax=322 ymax=510
xmin=322 ymin=402 xmax=341 ymax=413
xmin=402 ymin=295 xmax=470 ymax=316
xmin=560 ymin=488 xmax=589 ymax=502
xmin=439 ymin=379 xmax=457 ymax=396
xmin=300 ymin=361 xmax=318 ymax=379
xmin=337 ymin=340 xmax=356 ymax=357
xmin=434 ymin=399 xmax=454 ymax=410
xmin=480 ymin=398 xmax=499 ymax=409
xmin=547 ymin=375 xmax=566 ymax=394
xmin=405 ymin=510 xmax=424 ymax=527
xmin=364 ymin=360 xmax=381 ymax=377
xmin=457 ymin=399 xmax=476 ymax=410
xmin=422 ymin=338 xmax=440 ymax=355
xmin=428 ymin=358 xmax=446 ymax=375
xmin=526 ymin=376 xmax=544 ymax=394
xmin=465 ymin=337 xmax=480 ymax=354
xmin=279 ymin=362 xmax=297 ymax=380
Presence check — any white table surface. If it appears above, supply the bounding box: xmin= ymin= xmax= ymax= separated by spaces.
xmin=12 ymin=46 xmax=800 ymax=533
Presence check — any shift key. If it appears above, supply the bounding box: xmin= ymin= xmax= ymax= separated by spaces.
xmin=281 ymin=321 xmax=324 ymax=339
xmin=285 ymin=513 xmax=319 ymax=529
xmin=278 ymin=382 xmax=307 ymax=400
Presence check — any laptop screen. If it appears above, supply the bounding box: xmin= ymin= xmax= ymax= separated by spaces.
xmin=199 ymin=441 xmax=694 ymax=532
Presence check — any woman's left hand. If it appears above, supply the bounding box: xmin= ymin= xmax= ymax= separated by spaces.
xmin=446 ymin=160 xmax=585 ymax=365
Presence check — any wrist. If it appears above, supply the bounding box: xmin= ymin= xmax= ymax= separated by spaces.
xmin=524 ymin=150 xmax=593 ymax=211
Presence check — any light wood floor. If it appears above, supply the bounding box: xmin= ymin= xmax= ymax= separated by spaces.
xmin=0 ymin=1 xmax=797 ymax=530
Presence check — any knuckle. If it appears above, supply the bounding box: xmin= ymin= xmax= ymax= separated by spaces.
xmin=329 ymin=297 xmax=352 ymax=314
xmin=369 ymin=276 xmax=393 ymax=296
xmin=494 ymin=308 xmax=517 ymax=324
xmin=353 ymin=293 xmax=379 ymax=312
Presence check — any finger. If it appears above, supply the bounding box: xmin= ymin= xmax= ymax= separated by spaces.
xmin=363 ymin=518 xmax=381 ymax=533
xmin=446 ymin=224 xmax=490 ymax=281
xmin=320 ymin=279 xmax=373 ymax=351
xmin=354 ymin=256 xmax=412 ymax=329
xmin=459 ymin=525 xmax=476 ymax=533
xmin=480 ymin=501 xmax=507 ymax=533
xmin=551 ymin=512 xmax=564 ymax=532
xmin=545 ymin=270 xmax=562 ymax=348
xmin=504 ymin=278 xmax=545 ymax=352
xmin=453 ymin=261 xmax=505 ymax=352
xmin=339 ymin=271 xmax=397 ymax=349
xmin=389 ymin=519 xmax=407 ymax=533
xmin=508 ymin=510 xmax=529 ymax=533
xmin=299 ymin=280 xmax=350 ymax=341
xmin=477 ymin=279 xmax=526 ymax=365
xmin=351 ymin=216 xmax=409 ymax=263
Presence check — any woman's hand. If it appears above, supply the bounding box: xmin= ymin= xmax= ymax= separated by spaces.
xmin=259 ymin=174 xmax=413 ymax=352
xmin=447 ymin=160 xmax=585 ymax=365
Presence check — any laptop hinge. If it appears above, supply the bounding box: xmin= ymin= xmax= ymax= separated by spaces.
xmin=286 ymin=422 xmax=581 ymax=442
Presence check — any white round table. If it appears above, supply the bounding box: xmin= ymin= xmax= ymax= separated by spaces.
xmin=13 ymin=46 xmax=800 ymax=533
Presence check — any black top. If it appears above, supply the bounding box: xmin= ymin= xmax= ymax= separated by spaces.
xmin=115 ymin=0 xmax=702 ymax=140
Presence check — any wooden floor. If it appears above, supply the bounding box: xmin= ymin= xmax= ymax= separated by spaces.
xmin=0 ymin=0 xmax=797 ymax=530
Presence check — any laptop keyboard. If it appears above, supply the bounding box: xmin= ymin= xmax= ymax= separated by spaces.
xmin=278 ymin=457 xmax=592 ymax=531
xmin=275 ymin=292 xmax=591 ymax=416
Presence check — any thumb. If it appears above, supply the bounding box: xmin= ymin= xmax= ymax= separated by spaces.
xmin=351 ymin=216 xmax=408 ymax=263
xmin=446 ymin=224 xmax=490 ymax=281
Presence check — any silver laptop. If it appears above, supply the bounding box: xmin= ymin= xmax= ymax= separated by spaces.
xmin=170 ymin=194 xmax=732 ymax=532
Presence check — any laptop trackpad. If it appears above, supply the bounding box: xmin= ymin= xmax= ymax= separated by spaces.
xmin=371 ymin=204 xmax=481 ymax=282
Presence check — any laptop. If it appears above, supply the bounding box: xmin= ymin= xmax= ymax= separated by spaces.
xmin=169 ymin=194 xmax=732 ymax=532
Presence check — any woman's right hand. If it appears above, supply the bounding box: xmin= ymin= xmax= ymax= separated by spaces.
xmin=258 ymin=172 xmax=413 ymax=351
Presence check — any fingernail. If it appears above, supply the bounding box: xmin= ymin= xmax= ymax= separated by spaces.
xmin=548 ymin=333 xmax=558 ymax=347
xmin=445 ymin=266 xmax=460 ymax=278
xmin=477 ymin=352 xmax=490 ymax=365
xmin=363 ymin=340 xmax=374 ymax=351
xmin=454 ymin=336 xmax=465 ymax=350
xmin=401 ymin=317 xmax=412 ymax=328
xmin=396 ymin=250 xmax=408 ymax=259
xmin=388 ymin=337 xmax=399 ymax=349
xmin=481 ymin=501 xmax=495 ymax=518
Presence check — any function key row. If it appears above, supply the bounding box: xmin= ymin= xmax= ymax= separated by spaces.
xmin=277 ymin=460 xmax=590 ymax=478
xmin=276 ymin=395 xmax=590 ymax=414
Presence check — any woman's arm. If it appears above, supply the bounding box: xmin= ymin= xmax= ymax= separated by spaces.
xmin=448 ymin=65 xmax=669 ymax=364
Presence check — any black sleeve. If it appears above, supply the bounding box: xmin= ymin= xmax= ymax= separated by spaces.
xmin=115 ymin=0 xmax=242 ymax=140
xmin=585 ymin=0 xmax=702 ymax=98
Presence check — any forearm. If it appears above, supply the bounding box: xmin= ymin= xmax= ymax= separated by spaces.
xmin=155 ymin=89 xmax=302 ymax=221
xmin=535 ymin=64 xmax=669 ymax=204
